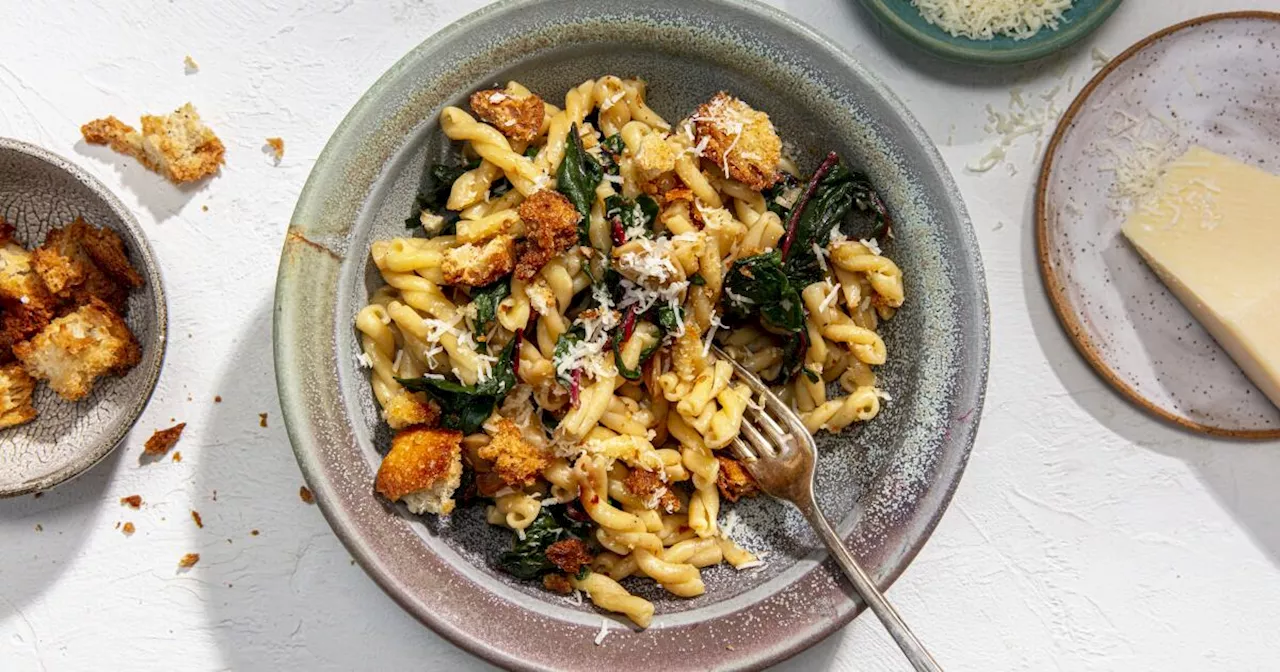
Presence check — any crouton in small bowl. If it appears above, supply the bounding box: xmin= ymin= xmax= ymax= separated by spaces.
xmin=0 ymin=138 xmax=166 ymax=497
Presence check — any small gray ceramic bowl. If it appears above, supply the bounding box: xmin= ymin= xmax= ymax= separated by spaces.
xmin=0 ymin=138 xmax=167 ymax=497
xmin=275 ymin=0 xmax=988 ymax=669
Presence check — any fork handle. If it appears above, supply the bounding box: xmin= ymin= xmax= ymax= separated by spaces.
xmin=799 ymin=500 xmax=943 ymax=672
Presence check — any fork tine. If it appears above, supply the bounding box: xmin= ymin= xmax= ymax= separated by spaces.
xmin=739 ymin=418 xmax=776 ymax=458
xmin=747 ymin=404 xmax=790 ymax=453
xmin=730 ymin=437 xmax=757 ymax=462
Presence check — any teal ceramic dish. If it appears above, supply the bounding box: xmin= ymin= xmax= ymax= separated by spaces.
xmin=860 ymin=0 xmax=1123 ymax=64
xmin=275 ymin=0 xmax=989 ymax=669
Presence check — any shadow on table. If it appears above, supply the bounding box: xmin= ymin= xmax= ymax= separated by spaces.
xmin=72 ymin=141 xmax=203 ymax=223
xmin=191 ymin=298 xmax=497 ymax=670
xmin=1017 ymin=188 xmax=1280 ymax=571
xmin=0 ymin=437 xmax=123 ymax=615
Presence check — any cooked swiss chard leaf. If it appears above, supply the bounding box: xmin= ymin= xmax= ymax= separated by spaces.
xmin=781 ymin=159 xmax=857 ymax=288
xmin=656 ymin=304 xmax=683 ymax=334
xmin=404 ymin=161 xmax=476 ymax=232
xmin=762 ymin=171 xmax=802 ymax=220
xmin=599 ymin=133 xmax=625 ymax=176
xmin=551 ymin=327 xmax=586 ymax=387
xmin=849 ymin=170 xmax=893 ymax=240
xmin=604 ymin=194 xmax=659 ymax=240
xmin=395 ymin=338 xmax=517 ymax=433
xmin=555 ymin=124 xmax=602 ymax=243
xmin=723 ymin=250 xmax=805 ymax=333
xmin=524 ymin=145 xmax=541 ymax=160
xmin=470 ymin=280 xmax=510 ymax=342
xmin=771 ymin=329 xmax=809 ymax=385
xmin=613 ymin=323 xmax=664 ymax=381
xmin=496 ymin=505 xmax=592 ymax=580
xmin=689 ymin=273 xmax=706 ymax=286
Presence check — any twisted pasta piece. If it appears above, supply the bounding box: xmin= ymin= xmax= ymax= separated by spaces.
xmin=441 ymin=107 xmax=544 ymax=195
xmin=801 ymin=283 xmax=887 ymax=365
xmin=801 ymin=386 xmax=881 ymax=433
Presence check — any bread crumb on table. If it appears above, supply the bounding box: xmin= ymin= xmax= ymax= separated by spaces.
xmin=258 ymin=412 xmax=267 ymax=428
xmin=191 ymin=510 xmax=203 ymax=528
xmin=122 ymin=522 xmax=135 ymax=535
xmin=214 ymin=395 xmax=221 ymax=403
xmin=299 ymin=486 xmax=314 ymax=504
xmin=34 ymin=524 xmax=42 ymax=532
xmin=120 ymin=494 xmax=142 ymax=508
xmin=144 ymin=422 xmax=186 ymax=456
xmin=81 ymin=103 xmax=225 ymax=184
xmin=183 ymin=55 xmax=199 ymax=72
xmin=250 ymin=529 xmax=259 ymax=536
xmin=265 ymin=137 xmax=284 ymax=162
xmin=178 ymin=553 xmax=200 ymax=569
xmin=172 ymin=451 xmax=182 ymax=462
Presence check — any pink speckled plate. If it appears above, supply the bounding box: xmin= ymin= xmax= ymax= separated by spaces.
xmin=1037 ymin=11 xmax=1280 ymax=438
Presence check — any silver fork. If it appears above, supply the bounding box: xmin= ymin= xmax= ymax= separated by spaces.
xmin=717 ymin=347 xmax=942 ymax=672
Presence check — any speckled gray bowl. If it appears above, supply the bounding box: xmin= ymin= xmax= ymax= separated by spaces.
xmin=274 ymin=0 xmax=988 ymax=669
xmin=0 ymin=138 xmax=167 ymax=497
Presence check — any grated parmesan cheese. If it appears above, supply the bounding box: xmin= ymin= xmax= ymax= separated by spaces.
xmin=859 ymin=238 xmax=882 ymax=256
xmin=911 ymin=0 xmax=1074 ymax=41
xmin=594 ymin=618 xmax=611 ymax=645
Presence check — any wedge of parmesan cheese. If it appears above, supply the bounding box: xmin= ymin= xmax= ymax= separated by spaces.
xmin=1121 ymin=146 xmax=1280 ymax=409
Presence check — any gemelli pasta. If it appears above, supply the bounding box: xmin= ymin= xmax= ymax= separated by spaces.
xmin=359 ymin=77 xmax=904 ymax=628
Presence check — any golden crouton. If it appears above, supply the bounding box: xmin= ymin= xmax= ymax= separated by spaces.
xmin=542 ymin=573 xmax=573 ymax=595
xmin=692 ymin=92 xmax=782 ymax=191
xmin=478 ymin=418 xmax=549 ymax=488
xmin=514 ymin=190 xmax=580 ymax=281
xmin=375 ymin=426 xmax=463 ymax=515
xmin=81 ymin=103 xmax=225 ymax=184
xmin=624 ymin=467 xmax=681 ymax=513
xmin=716 ymin=455 xmax=759 ymax=503
xmin=0 ymin=362 xmax=37 ymax=428
xmin=382 ymin=389 xmax=441 ymax=430
xmin=442 ymin=234 xmax=515 ymax=286
xmin=545 ymin=538 xmax=593 ymax=576
xmin=32 ymin=218 xmax=141 ymax=311
xmin=469 ymin=89 xmax=544 ymax=143
xmin=0 ymin=222 xmax=57 ymax=322
xmin=634 ymin=133 xmax=680 ymax=181
xmin=12 ymin=298 xmax=141 ymax=401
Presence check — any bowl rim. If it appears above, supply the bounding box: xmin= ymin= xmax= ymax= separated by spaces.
xmin=0 ymin=136 xmax=170 ymax=496
xmin=274 ymin=0 xmax=990 ymax=668
xmin=858 ymin=0 xmax=1123 ymax=65
xmin=1035 ymin=10 xmax=1280 ymax=441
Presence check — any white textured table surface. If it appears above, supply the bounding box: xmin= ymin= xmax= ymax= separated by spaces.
xmin=3 ymin=1 xmax=1279 ymax=670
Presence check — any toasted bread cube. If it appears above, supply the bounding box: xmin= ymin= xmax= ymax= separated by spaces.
xmin=715 ymin=455 xmax=759 ymax=502
xmin=514 ymin=191 xmax=580 ymax=281
xmin=442 ymin=235 xmax=515 ymax=287
xmin=692 ymin=92 xmax=782 ymax=191
xmin=13 ymin=298 xmax=141 ymax=401
xmin=624 ymin=467 xmax=681 ymax=513
xmin=32 ymin=218 xmax=140 ymax=311
xmin=469 ymin=89 xmax=545 ymax=143
xmin=0 ymin=232 xmax=56 ymax=314
xmin=478 ymin=418 xmax=549 ymax=488
xmin=375 ymin=426 xmax=463 ymax=515
xmin=81 ymin=103 xmax=225 ymax=184
xmin=634 ymin=133 xmax=680 ymax=181
xmin=382 ymin=389 xmax=440 ymax=430
xmin=0 ymin=363 xmax=37 ymax=428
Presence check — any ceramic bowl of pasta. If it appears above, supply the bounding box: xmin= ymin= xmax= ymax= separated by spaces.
xmin=274 ymin=0 xmax=988 ymax=668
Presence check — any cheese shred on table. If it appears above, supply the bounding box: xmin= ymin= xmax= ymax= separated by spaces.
xmin=911 ymin=0 xmax=1075 ymax=41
